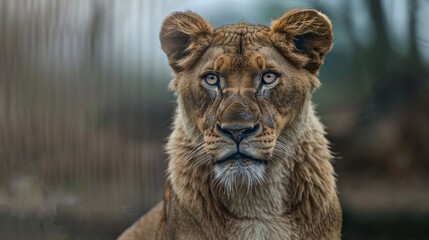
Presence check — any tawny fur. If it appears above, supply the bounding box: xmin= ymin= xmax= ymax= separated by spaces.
xmin=119 ymin=9 xmax=341 ymax=240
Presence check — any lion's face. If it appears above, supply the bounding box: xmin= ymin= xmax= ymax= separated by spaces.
xmin=177 ymin=42 xmax=317 ymax=189
xmin=160 ymin=10 xmax=332 ymax=191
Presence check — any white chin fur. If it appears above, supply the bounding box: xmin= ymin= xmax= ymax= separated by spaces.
xmin=212 ymin=160 xmax=266 ymax=196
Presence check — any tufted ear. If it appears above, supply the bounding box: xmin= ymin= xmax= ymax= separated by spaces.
xmin=160 ymin=11 xmax=212 ymax=72
xmin=270 ymin=9 xmax=333 ymax=74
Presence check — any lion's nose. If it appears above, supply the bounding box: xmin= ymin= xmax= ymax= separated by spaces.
xmin=217 ymin=123 xmax=260 ymax=143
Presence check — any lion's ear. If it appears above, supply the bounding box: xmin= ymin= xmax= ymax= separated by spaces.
xmin=160 ymin=11 xmax=212 ymax=72
xmin=270 ymin=9 xmax=333 ymax=74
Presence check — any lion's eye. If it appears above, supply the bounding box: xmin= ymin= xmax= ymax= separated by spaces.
xmin=262 ymin=71 xmax=278 ymax=84
xmin=203 ymin=73 xmax=219 ymax=86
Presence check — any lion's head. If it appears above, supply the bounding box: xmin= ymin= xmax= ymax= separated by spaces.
xmin=160 ymin=9 xmax=333 ymax=193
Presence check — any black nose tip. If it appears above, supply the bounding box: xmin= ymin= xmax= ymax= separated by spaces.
xmin=217 ymin=123 xmax=260 ymax=143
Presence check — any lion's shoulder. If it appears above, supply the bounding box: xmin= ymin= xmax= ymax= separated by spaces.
xmin=117 ymin=202 xmax=164 ymax=240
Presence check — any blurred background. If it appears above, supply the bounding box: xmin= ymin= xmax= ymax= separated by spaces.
xmin=0 ymin=0 xmax=428 ymax=239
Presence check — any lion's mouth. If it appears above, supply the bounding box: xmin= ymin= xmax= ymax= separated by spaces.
xmin=216 ymin=152 xmax=266 ymax=165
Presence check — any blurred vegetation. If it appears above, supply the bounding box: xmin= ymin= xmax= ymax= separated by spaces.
xmin=0 ymin=0 xmax=428 ymax=239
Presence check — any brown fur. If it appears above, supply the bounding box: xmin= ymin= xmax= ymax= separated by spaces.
xmin=119 ymin=9 xmax=341 ymax=240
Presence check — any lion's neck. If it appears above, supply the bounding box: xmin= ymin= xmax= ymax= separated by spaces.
xmin=166 ymin=105 xmax=336 ymax=228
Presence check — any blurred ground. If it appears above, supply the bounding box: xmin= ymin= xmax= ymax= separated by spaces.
xmin=1 ymin=0 xmax=429 ymax=239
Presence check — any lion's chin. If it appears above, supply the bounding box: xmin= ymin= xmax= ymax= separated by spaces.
xmin=213 ymin=159 xmax=266 ymax=195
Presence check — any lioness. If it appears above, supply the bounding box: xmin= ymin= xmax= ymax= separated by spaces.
xmin=119 ymin=9 xmax=341 ymax=240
